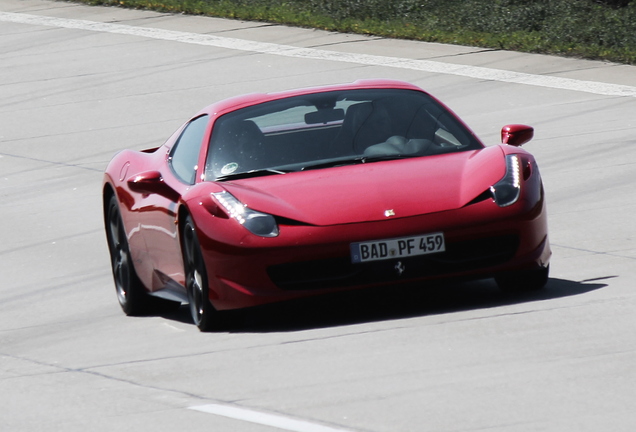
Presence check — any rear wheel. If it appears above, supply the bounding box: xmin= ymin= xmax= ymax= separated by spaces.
xmin=106 ymin=194 xmax=180 ymax=315
xmin=496 ymin=265 xmax=549 ymax=292
xmin=105 ymin=194 xmax=148 ymax=315
xmin=182 ymin=215 xmax=218 ymax=331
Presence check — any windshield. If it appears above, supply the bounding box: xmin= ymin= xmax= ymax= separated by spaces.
xmin=205 ymin=89 xmax=481 ymax=180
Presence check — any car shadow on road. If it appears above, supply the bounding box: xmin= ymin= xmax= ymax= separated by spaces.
xmin=162 ymin=277 xmax=607 ymax=333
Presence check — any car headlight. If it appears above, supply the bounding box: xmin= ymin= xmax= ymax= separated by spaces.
xmin=212 ymin=191 xmax=279 ymax=237
xmin=490 ymin=154 xmax=521 ymax=207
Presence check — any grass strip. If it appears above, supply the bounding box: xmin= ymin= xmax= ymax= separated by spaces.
xmin=66 ymin=0 xmax=636 ymax=64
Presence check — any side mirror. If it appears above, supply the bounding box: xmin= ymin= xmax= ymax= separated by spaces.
xmin=501 ymin=124 xmax=534 ymax=147
xmin=127 ymin=170 xmax=179 ymax=201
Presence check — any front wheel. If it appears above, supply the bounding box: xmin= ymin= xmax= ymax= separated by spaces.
xmin=495 ymin=265 xmax=550 ymax=292
xmin=182 ymin=215 xmax=218 ymax=331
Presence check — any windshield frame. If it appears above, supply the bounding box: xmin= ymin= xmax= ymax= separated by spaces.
xmin=204 ymin=88 xmax=482 ymax=181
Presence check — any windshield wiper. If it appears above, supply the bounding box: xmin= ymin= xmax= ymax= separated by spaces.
xmin=300 ymin=154 xmax=413 ymax=171
xmin=363 ymin=154 xmax=414 ymax=162
xmin=300 ymin=157 xmax=365 ymax=171
xmin=215 ymin=168 xmax=289 ymax=181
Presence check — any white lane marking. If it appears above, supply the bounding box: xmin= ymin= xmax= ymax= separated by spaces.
xmin=189 ymin=404 xmax=356 ymax=432
xmin=2 ymin=11 xmax=636 ymax=98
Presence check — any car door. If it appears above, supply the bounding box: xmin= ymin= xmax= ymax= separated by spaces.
xmin=142 ymin=115 xmax=209 ymax=292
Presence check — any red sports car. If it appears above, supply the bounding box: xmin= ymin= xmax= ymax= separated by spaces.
xmin=103 ymin=79 xmax=550 ymax=331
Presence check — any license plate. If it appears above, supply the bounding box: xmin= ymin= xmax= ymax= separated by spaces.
xmin=351 ymin=232 xmax=445 ymax=263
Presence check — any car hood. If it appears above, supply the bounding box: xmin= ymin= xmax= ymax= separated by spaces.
xmin=221 ymin=146 xmax=506 ymax=226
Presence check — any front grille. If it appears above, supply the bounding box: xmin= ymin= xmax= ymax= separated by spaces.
xmin=267 ymin=235 xmax=519 ymax=291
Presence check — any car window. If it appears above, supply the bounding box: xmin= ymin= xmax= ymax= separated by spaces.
xmin=205 ymin=89 xmax=482 ymax=180
xmin=170 ymin=115 xmax=208 ymax=184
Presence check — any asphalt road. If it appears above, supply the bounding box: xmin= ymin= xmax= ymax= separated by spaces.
xmin=1 ymin=1 xmax=636 ymax=431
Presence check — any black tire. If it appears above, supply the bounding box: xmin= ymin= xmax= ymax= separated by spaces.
xmin=105 ymin=194 xmax=180 ymax=316
xmin=495 ymin=265 xmax=550 ymax=292
xmin=182 ymin=215 xmax=218 ymax=331
xmin=105 ymin=194 xmax=149 ymax=315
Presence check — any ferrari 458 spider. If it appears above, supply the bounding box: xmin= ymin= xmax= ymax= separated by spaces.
xmin=103 ymin=79 xmax=550 ymax=331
